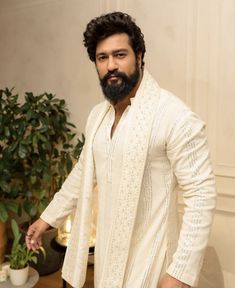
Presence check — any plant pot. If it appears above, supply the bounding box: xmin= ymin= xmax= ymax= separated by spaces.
xmin=9 ymin=265 xmax=29 ymax=286
xmin=0 ymin=221 xmax=7 ymax=264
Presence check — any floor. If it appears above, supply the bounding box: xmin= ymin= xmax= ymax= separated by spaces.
xmin=34 ymin=265 xmax=94 ymax=288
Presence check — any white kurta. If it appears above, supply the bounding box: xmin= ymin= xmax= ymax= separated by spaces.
xmin=93 ymin=103 xmax=168 ymax=287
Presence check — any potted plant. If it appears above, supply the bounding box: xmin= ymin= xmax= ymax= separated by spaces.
xmin=0 ymin=88 xmax=84 ymax=222
xmin=0 ymin=88 xmax=85 ymax=271
xmin=6 ymin=219 xmax=45 ymax=286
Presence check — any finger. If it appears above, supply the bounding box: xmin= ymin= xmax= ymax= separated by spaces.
xmin=29 ymin=239 xmax=39 ymax=251
xmin=31 ymin=237 xmax=42 ymax=249
xmin=25 ymin=234 xmax=32 ymax=250
xmin=27 ymin=238 xmax=39 ymax=251
xmin=25 ymin=228 xmax=36 ymax=249
xmin=30 ymin=230 xmax=42 ymax=251
xmin=25 ymin=229 xmax=40 ymax=250
xmin=25 ymin=231 xmax=34 ymax=249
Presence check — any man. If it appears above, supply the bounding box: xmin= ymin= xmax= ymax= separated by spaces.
xmin=26 ymin=12 xmax=216 ymax=288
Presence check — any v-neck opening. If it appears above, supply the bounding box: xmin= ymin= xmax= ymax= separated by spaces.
xmin=108 ymin=105 xmax=130 ymax=141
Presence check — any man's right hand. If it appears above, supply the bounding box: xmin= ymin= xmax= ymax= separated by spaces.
xmin=25 ymin=218 xmax=50 ymax=250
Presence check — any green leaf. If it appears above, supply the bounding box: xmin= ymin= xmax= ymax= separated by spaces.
xmin=4 ymin=126 xmax=10 ymax=137
xmin=66 ymin=156 xmax=73 ymax=173
xmin=39 ymin=246 xmax=46 ymax=261
xmin=11 ymin=219 xmax=21 ymax=240
xmin=38 ymin=133 xmax=47 ymax=142
xmin=8 ymin=141 xmax=18 ymax=153
xmin=29 ymin=205 xmax=38 ymax=218
xmin=32 ymin=134 xmax=38 ymax=146
xmin=0 ymin=202 xmax=8 ymax=222
xmin=0 ymin=180 xmax=11 ymax=193
xmin=18 ymin=143 xmax=28 ymax=158
xmin=30 ymin=256 xmax=38 ymax=264
xmin=42 ymin=171 xmax=51 ymax=183
xmin=26 ymin=109 xmax=34 ymax=121
xmin=5 ymin=201 xmax=18 ymax=214
xmin=39 ymin=189 xmax=46 ymax=200
xmin=23 ymin=200 xmax=33 ymax=215
xmin=38 ymin=199 xmax=48 ymax=214
xmin=30 ymin=175 xmax=37 ymax=184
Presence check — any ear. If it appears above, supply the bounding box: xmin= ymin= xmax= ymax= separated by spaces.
xmin=137 ymin=52 xmax=142 ymax=68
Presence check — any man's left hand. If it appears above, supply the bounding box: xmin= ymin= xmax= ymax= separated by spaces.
xmin=157 ymin=274 xmax=191 ymax=288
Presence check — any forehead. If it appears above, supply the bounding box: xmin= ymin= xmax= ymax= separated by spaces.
xmin=96 ymin=33 xmax=133 ymax=54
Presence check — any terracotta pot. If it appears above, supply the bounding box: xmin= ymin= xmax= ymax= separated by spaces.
xmin=0 ymin=221 xmax=7 ymax=264
xmin=9 ymin=265 xmax=29 ymax=286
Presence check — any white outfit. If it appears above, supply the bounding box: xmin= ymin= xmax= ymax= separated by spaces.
xmin=41 ymin=70 xmax=216 ymax=288
xmin=93 ymin=102 xmax=166 ymax=288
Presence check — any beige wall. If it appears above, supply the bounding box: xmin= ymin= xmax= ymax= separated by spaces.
xmin=0 ymin=0 xmax=102 ymax=132
xmin=1 ymin=1 xmax=234 ymax=287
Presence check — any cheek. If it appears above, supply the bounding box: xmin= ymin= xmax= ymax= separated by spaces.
xmin=126 ymin=60 xmax=138 ymax=74
xmin=96 ymin=65 xmax=105 ymax=79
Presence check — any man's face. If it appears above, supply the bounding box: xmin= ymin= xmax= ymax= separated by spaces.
xmin=95 ymin=33 xmax=141 ymax=103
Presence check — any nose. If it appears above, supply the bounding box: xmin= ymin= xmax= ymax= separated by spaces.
xmin=107 ymin=56 xmax=118 ymax=72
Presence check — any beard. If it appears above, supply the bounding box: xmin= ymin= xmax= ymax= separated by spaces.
xmin=99 ymin=63 xmax=140 ymax=103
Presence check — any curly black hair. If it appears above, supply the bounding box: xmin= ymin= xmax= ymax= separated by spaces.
xmin=83 ymin=12 xmax=146 ymax=68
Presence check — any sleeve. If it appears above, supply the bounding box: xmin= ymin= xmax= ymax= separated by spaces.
xmin=166 ymin=110 xmax=217 ymax=287
xmin=40 ymin=149 xmax=85 ymax=228
xmin=40 ymin=101 xmax=105 ymax=228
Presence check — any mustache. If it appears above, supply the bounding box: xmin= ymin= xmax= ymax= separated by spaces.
xmin=102 ymin=71 xmax=127 ymax=82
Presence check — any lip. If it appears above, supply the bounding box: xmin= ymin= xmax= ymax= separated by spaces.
xmin=108 ymin=76 xmax=118 ymax=80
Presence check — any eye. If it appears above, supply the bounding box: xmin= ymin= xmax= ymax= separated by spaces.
xmin=115 ymin=52 xmax=127 ymax=59
xmin=96 ymin=54 xmax=108 ymax=62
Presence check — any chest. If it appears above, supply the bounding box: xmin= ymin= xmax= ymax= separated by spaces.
xmin=93 ymin=107 xmax=170 ymax=168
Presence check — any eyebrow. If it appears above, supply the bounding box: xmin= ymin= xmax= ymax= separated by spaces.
xmin=96 ymin=48 xmax=129 ymax=57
